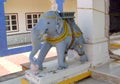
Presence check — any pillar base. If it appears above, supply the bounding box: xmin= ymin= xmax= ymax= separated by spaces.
xmin=85 ymin=41 xmax=110 ymax=67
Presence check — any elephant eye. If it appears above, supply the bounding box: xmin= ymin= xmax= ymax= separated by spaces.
xmin=47 ymin=22 xmax=50 ymax=24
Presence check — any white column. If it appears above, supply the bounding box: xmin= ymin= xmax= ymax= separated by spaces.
xmin=105 ymin=0 xmax=110 ymax=39
xmin=77 ymin=0 xmax=110 ymax=67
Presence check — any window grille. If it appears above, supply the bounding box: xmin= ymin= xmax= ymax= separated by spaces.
xmin=5 ymin=13 xmax=19 ymax=32
xmin=26 ymin=12 xmax=42 ymax=30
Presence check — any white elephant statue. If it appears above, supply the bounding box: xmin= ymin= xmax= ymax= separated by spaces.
xmin=29 ymin=11 xmax=88 ymax=72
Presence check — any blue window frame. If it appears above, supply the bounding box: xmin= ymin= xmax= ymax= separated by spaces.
xmin=0 ymin=1 xmax=32 ymax=56
xmin=0 ymin=0 xmax=64 ymax=56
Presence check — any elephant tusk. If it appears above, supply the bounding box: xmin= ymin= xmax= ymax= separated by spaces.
xmin=40 ymin=34 xmax=44 ymax=37
xmin=39 ymin=34 xmax=47 ymax=42
xmin=78 ymin=44 xmax=82 ymax=48
xmin=39 ymin=34 xmax=44 ymax=38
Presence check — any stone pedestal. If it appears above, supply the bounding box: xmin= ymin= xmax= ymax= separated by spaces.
xmin=77 ymin=0 xmax=110 ymax=67
xmin=24 ymin=58 xmax=91 ymax=84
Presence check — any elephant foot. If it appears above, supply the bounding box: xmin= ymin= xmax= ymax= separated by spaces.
xmin=58 ymin=63 xmax=68 ymax=70
xmin=30 ymin=63 xmax=39 ymax=75
xmin=38 ymin=64 xmax=43 ymax=70
xmin=80 ymin=55 xmax=88 ymax=63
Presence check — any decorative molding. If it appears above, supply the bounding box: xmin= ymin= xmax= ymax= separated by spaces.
xmin=77 ymin=8 xmax=108 ymax=15
xmin=7 ymin=32 xmax=30 ymax=36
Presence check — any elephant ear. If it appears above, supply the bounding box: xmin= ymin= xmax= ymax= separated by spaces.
xmin=56 ymin=18 xmax=63 ymax=34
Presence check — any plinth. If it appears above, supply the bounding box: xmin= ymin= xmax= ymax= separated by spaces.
xmin=22 ymin=55 xmax=91 ymax=84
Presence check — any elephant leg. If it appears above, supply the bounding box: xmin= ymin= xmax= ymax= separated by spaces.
xmin=74 ymin=44 xmax=88 ymax=63
xmin=37 ymin=42 xmax=52 ymax=69
xmin=29 ymin=36 xmax=40 ymax=64
xmin=56 ymin=41 xmax=68 ymax=70
xmin=74 ymin=36 xmax=88 ymax=63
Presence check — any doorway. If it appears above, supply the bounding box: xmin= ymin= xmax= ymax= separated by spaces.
xmin=109 ymin=0 xmax=120 ymax=35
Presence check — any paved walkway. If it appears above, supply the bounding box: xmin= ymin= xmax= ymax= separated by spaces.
xmin=0 ymin=47 xmax=57 ymax=76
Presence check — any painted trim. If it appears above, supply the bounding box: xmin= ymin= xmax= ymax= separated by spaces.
xmin=58 ymin=71 xmax=91 ymax=84
xmin=110 ymin=43 xmax=120 ymax=48
xmin=21 ymin=78 xmax=30 ymax=84
xmin=77 ymin=8 xmax=107 ymax=14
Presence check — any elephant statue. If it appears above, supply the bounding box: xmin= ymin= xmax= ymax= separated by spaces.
xmin=29 ymin=11 xmax=88 ymax=72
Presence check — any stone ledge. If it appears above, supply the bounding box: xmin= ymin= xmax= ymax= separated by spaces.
xmin=91 ymin=60 xmax=120 ymax=84
xmin=24 ymin=59 xmax=91 ymax=84
xmin=0 ymin=71 xmax=24 ymax=82
xmin=92 ymin=71 xmax=120 ymax=84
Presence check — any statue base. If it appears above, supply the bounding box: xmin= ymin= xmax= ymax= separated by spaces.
xmin=22 ymin=55 xmax=91 ymax=84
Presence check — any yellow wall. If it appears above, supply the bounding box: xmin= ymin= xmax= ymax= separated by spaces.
xmin=64 ymin=0 xmax=77 ymax=12
xmin=4 ymin=0 xmax=51 ymax=35
xmin=64 ymin=0 xmax=78 ymax=23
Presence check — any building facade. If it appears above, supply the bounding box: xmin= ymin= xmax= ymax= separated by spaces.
xmin=4 ymin=0 xmax=77 ymax=47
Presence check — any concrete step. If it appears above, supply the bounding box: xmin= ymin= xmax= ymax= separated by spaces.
xmin=91 ymin=60 xmax=120 ymax=84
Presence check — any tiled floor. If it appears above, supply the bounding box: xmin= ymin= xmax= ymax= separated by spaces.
xmin=0 ymin=47 xmax=57 ymax=76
